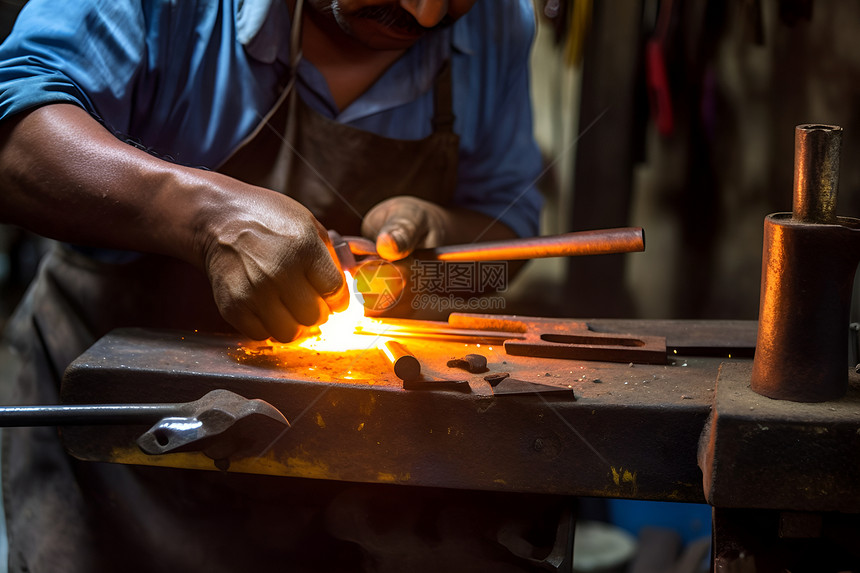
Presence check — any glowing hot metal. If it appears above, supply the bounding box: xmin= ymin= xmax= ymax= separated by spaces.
xmin=298 ymin=271 xmax=391 ymax=352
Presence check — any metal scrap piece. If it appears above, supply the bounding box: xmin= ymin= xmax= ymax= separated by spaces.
xmin=483 ymin=372 xmax=511 ymax=387
xmin=446 ymin=353 xmax=488 ymax=373
xmin=491 ymin=378 xmax=576 ymax=399
xmin=402 ymin=378 xmax=472 ymax=393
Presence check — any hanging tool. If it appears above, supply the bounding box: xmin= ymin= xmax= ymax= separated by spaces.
xmin=646 ymin=0 xmax=675 ymax=136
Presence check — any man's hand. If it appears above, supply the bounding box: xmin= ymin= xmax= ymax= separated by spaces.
xmin=362 ymin=196 xmax=521 ymax=261
xmin=361 ymin=196 xmax=448 ymax=260
xmin=200 ymin=188 xmax=350 ymax=342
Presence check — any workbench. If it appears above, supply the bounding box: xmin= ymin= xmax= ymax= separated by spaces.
xmin=58 ymin=318 xmax=860 ymax=571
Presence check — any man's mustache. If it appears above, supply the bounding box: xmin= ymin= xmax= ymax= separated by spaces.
xmin=353 ymin=4 xmax=454 ymax=35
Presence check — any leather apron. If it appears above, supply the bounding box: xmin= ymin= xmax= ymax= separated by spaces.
xmin=0 ymin=1 xmax=482 ymax=570
xmin=217 ymin=0 xmax=459 ymax=234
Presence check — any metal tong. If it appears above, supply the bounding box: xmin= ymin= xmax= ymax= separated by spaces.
xmin=329 ymin=227 xmax=646 ymax=271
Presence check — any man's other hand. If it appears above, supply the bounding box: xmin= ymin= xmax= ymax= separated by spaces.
xmin=361 ymin=196 xmax=448 ymax=261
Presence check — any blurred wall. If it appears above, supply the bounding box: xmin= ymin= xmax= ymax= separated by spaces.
xmin=628 ymin=1 xmax=860 ymax=320
xmin=521 ymin=0 xmax=860 ymax=321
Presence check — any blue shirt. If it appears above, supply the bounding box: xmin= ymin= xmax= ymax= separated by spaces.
xmin=0 ymin=0 xmax=542 ymax=237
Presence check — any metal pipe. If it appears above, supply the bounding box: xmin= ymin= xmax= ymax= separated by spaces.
xmin=414 ymin=227 xmax=645 ymax=262
xmin=793 ymin=124 xmax=842 ymax=224
xmin=0 ymin=403 xmax=183 ymax=427
xmin=380 ymin=340 xmax=422 ymax=382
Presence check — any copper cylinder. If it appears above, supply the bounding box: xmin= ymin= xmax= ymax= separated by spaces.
xmin=792 ymin=124 xmax=842 ymax=224
xmin=751 ymin=215 xmax=860 ymax=402
xmin=751 ymin=123 xmax=860 ymax=402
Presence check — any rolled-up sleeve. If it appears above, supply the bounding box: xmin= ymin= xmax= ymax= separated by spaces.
xmin=0 ymin=0 xmax=145 ymax=132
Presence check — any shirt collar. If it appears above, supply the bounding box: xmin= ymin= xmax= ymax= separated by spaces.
xmin=237 ymin=0 xmax=286 ymax=63
xmin=451 ymin=13 xmax=474 ymax=56
xmin=238 ymin=0 xmax=472 ymax=122
xmin=334 ymin=28 xmax=453 ymax=123
xmin=337 ymin=16 xmax=473 ymax=122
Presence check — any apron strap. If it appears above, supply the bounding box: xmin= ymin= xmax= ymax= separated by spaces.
xmin=290 ymin=0 xmax=304 ymax=72
xmin=285 ymin=0 xmax=304 ymax=104
xmin=431 ymin=59 xmax=456 ymax=134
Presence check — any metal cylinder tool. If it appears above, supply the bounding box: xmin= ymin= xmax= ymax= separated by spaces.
xmin=752 ymin=124 xmax=860 ymax=402
xmin=380 ymin=339 xmax=421 ymax=382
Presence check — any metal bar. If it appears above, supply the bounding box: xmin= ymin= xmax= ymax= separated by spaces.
xmin=0 ymin=403 xmax=181 ymax=427
xmin=792 ymin=124 xmax=842 ymax=224
xmin=413 ymin=227 xmax=645 ymax=262
xmin=358 ymin=329 xmax=514 ymax=345
xmin=356 ymin=324 xmax=520 ymax=345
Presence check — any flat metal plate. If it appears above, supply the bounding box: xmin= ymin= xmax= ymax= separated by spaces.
xmin=585 ymin=318 xmax=757 ymax=357
xmin=504 ymin=332 xmax=668 ymax=364
xmin=59 ymin=321 xmax=743 ymax=501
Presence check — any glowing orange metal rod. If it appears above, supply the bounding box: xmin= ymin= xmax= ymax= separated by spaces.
xmin=335 ymin=227 xmax=644 ymax=271
xmin=414 ymin=227 xmax=645 ymax=261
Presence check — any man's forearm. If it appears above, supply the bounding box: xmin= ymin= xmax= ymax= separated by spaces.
xmin=0 ymin=103 xmax=217 ymax=266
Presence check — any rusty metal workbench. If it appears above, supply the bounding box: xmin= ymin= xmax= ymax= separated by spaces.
xmin=58 ymin=317 xmax=860 ymax=569
xmin=59 ymin=318 xmax=760 ymax=504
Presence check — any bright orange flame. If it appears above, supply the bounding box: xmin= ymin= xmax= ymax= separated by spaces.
xmin=298 ymin=271 xmax=390 ymax=352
